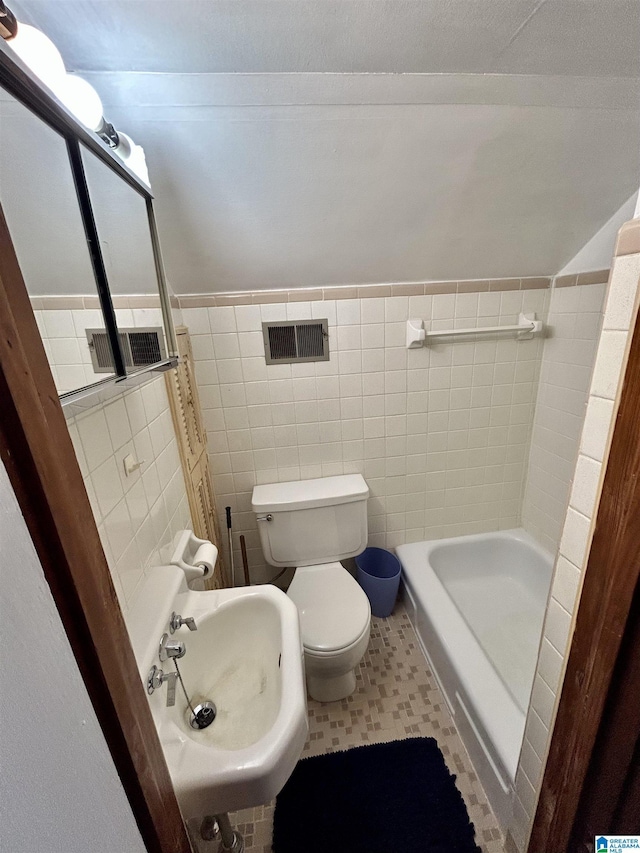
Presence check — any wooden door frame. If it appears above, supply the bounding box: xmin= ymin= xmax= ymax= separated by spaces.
xmin=569 ymin=583 xmax=640 ymax=845
xmin=528 ymin=291 xmax=640 ymax=849
xmin=0 ymin=209 xmax=192 ymax=851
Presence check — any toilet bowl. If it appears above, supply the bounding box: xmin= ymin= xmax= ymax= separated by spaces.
xmin=287 ymin=562 xmax=371 ymax=702
xmin=251 ymin=474 xmax=371 ymax=702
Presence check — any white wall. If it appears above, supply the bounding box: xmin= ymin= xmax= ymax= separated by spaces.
xmin=558 ymin=192 xmax=638 ymax=275
xmin=0 ymin=461 xmax=147 ymax=853
xmin=521 ymin=281 xmax=607 ymax=553
xmin=66 ymin=376 xmax=191 ymax=611
xmin=182 ymin=281 xmax=549 ymax=582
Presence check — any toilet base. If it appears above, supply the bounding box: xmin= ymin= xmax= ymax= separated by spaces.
xmin=307 ymin=669 xmax=356 ymax=703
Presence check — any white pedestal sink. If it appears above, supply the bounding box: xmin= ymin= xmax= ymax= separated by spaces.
xmin=127 ymin=566 xmax=308 ymax=821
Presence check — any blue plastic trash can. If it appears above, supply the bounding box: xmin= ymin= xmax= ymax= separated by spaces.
xmin=355 ymin=547 xmax=401 ymax=618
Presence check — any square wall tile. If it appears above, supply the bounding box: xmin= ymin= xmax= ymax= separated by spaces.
xmin=602 ymin=254 xmax=640 ymax=331
xmin=591 ymin=330 xmax=628 ymax=400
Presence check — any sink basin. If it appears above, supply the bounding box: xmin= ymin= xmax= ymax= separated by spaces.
xmin=127 ymin=566 xmax=308 ymax=819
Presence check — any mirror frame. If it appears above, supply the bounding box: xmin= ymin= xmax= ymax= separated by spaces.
xmin=0 ymin=38 xmax=177 ymax=406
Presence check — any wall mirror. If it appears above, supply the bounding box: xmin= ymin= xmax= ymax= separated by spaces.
xmin=0 ymin=85 xmax=118 ymax=393
xmin=80 ymin=145 xmax=168 ymax=374
xmin=0 ymin=39 xmax=177 ymax=407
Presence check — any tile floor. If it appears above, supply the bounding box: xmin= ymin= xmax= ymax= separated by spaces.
xmin=227 ymin=600 xmax=504 ymax=853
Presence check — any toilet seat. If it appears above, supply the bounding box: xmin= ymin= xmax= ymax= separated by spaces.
xmin=287 ymin=562 xmax=371 ymax=654
xmin=303 ymin=620 xmax=371 ymax=659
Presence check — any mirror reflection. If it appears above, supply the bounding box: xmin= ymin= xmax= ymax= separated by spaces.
xmin=81 ymin=146 xmax=167 ymax=371
xmin=0 ymin=86 xmax=117 ymax=393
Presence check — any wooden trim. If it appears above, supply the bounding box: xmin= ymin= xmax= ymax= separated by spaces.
xmin=528 ymin=306 xmax=640 ymax=850
xmin=569 ymin=584 xmax=640 ymax=846
xmin=0 ymin=205 xmax=192 ymax=852
xmin=165 ymin=326 xmax=229 ymax=589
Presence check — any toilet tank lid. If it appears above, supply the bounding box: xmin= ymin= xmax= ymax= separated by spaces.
xmin=252 ymin=474 xmax=369 ymax=513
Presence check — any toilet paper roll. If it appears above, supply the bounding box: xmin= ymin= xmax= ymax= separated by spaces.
xmin=193 ymin=542 xmax=218 ymax=578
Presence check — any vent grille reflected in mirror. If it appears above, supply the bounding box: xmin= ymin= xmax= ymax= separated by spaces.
xmin=87 ymin=327 xmax=166 ymax=373
xmin=262 ymin=320 xmax=329 ymax=364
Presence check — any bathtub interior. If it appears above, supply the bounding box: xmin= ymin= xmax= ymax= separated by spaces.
xmin=429 ymin=535 xmax=552 ymax=712
xmin=397 ymin=529 xmax=554 ymax=827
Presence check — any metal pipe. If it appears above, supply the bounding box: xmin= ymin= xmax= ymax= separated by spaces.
xmin=215 ymin=813 xmax=244 ymax=852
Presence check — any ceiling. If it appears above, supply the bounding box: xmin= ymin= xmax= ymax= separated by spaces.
xmin=11 ymin=1 xmax=640 ymax=77
xmin=9 ymin=1 xmax=640 ymax=292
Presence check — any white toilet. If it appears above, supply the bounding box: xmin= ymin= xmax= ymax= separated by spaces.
xmin=251 ymin=474 xmax=371 ymax=702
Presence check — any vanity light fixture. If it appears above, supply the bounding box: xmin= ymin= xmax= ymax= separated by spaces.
xmin=55 ymin=73 xmax=104 ymax=132
xmin=4 ymin=21 xmax=65 ymax=90
xmin=0 ymin=1 xmax=150 ymax=186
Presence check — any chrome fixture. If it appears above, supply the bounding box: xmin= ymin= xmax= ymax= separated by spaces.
xmin=201 ymin=813 xmax=244 ymax=852
xmin=147 ymin=665 xmax=178 ymax=707
xmin=159 ymin=632 xmax=186 ymax=662
xmin=169 ymin=611 xmax=197 ymax=634
xmin=256 ymin=514 xmax=273 ymax=523
xmin=190 ymin=701 xmax=217 ymax=731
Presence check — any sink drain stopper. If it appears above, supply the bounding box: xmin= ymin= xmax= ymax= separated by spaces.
xmin=190 ymin=700 xmax=217 ymax=730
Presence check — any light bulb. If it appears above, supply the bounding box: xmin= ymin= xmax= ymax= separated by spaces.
xmin=8 ymin=23 xmax=66 ymax=89
xmin=55 ymin=75 xmax=104 ymax=131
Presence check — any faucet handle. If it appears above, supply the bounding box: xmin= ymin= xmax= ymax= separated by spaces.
xmin=169 ymin=611 xmax=197 ymax=633
xmin=159 ymin=632 xmax=186 ymax=661
xmin=146 ymin=666 xmax=178 ymax=707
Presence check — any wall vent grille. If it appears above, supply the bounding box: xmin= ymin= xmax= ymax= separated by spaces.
xmin=262 ymin=319 xmax=329 ymax=364
xmin=86 ymin=327 xmax=166 ymax=373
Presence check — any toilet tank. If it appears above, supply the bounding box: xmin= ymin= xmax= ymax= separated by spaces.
xmin=251 ymin=475 xmax=369 ymax=568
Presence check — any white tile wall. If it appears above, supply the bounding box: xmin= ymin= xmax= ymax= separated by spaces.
xmin=509 ymin=250 xmax=640 ymax=851
xmin=35 ymin=306 xmax=165 ymax=394
xmin=184 ymin=287 xmax=549 ymax=582
xmin=521 ymin=282 xmax=607 ymax=553
xmin=67 ymin=376 xmax=191 ymax=612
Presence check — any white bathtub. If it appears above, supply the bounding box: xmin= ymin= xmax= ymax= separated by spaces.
xmin=396 ymin=528 xmax=553 ymax=829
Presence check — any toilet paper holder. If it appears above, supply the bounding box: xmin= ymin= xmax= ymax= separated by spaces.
xmin=170 ymin=529 xmax=218 ymax=585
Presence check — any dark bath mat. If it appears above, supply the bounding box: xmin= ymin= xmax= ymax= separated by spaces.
xmin=272 ymin=736 xmax=482 ymax=853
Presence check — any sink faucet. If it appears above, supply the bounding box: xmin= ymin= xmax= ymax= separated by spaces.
xmin=147 ymin=665 xmax=178 ymax=706
xmin=159 ymin=632 xmax=186 ymax=662
xmin=169 ymin=611 xmax=197 ymax=634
